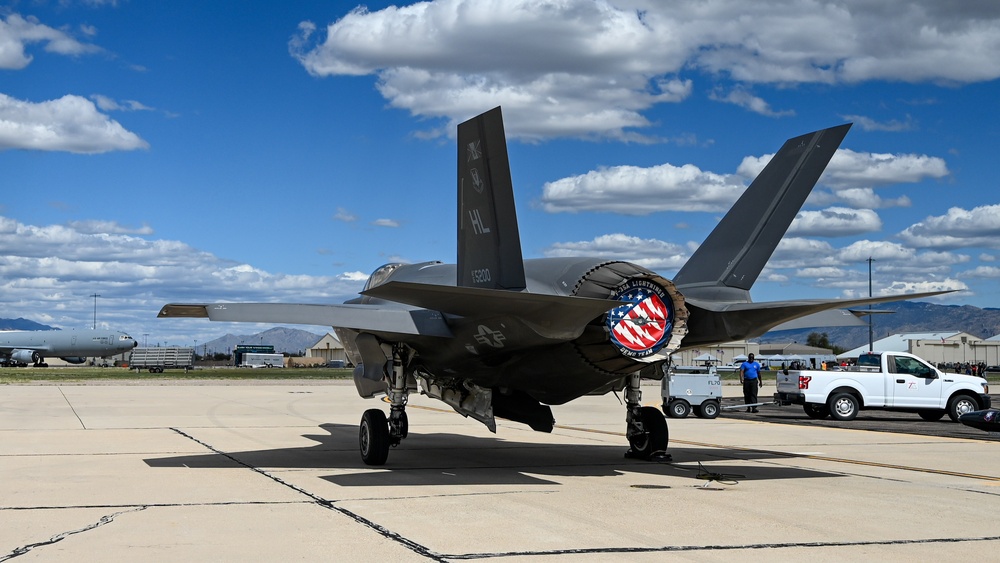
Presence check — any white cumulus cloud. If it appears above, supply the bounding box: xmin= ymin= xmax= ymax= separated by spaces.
xmin=0 ymin=13 xmax=101 ymax=69
xmin=0 ymin=94 xmax=148 ymax=153
xmin=290 ymin=0 xmax=1000 ymax=140
xmin=898 ymin=204 xmax=1000 ymax=249
xmin=543 ymin=233 xmax=688 ymax=270
xmin=788 ymin=207 xmax=882 ymax=237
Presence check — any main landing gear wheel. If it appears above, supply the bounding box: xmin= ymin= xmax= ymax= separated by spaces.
xmin=360 ymin=409 xmax=390 ymax=466
xmin=627 ymin=406 xmax=669 ymax=460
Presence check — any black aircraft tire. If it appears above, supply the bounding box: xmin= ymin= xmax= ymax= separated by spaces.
xmin=665 ymin=399 xmax=690 ymax=418
xmin=803 ymin=403 xmax=830 ymax=419
xmin=918 ymin=410 xmax=946 ymax=422
xmin=947 ymin=394 xmax=979 ymax=423
xmin=629 ymin=406 xmax=669 ymax=460
xmin=828 ymin=392 xmax=859 ymax=421
xmin=360 ymin=409 xmax=390 ymax=466
xmin=698 ymin=400 xmax=720 ymax=419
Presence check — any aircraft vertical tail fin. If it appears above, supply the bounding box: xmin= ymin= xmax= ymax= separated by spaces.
xmin=672 ymin=124 xmax=851 ymax=301
xmin=457 ymin=106 xmax=526 ymax=290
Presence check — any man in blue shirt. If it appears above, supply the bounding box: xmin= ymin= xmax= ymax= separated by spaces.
xmin=740 ymin=353 xmax=763 ymax=413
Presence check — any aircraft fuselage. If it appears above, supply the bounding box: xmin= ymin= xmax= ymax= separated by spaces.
xmin=339 ymin=257 xmax=685 ymax=405
xmin=0 ymin=330 xmax=138 ymax=366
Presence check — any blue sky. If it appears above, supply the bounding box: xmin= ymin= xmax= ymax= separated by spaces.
xmin=3 ymin=0 xmax=1000 ymax=347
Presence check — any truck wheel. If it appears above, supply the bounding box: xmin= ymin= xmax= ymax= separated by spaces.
xmin=947 ymin=394 xmax=979 ymax=422
xmin=697 ymin=400 xmax=720 ymax=419
xmin=665 ymin=399 xmax=690 ymax=418
xmin=803 ymin=403 xmax=830 ymax=419
xmin=828 ymin=392 xmax=859 ymax=421
xmin=918 ymin=410 xmax=945 ymax=422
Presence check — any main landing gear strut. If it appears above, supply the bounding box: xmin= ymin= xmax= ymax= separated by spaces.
xmin=624 ymin=373 xmax=670 ymax=460
xmin=359 ymin=345 xmax=410 ymax=465
xmin=358 ymin=358 xmax=670 ymax=464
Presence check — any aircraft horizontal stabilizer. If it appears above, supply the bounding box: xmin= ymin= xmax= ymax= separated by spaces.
xmin=683 ymin=290 xmax=954 ymax=346
xmin=769 ymin=308 xmax=870 ymax=331
xmin=363 ymin=281 xmax=622 ymax=339
xmin=157 ymin=303 xmax=453 ymax=338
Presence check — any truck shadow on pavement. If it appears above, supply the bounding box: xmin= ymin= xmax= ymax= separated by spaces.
xmin=144 ymin=422 xmax=841 ymax=487
xmin=724 ymin=401 xmax=1000 ymax=441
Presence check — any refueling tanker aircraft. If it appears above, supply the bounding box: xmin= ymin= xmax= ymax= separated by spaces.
xmin=0 ymin=330 xmax=138 ymax=367
xmin=159 ymin=107 xmax=949 ymax=465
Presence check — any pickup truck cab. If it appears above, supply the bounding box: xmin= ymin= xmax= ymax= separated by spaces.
xmin=775 ymin=351 xmax=990 ymax=422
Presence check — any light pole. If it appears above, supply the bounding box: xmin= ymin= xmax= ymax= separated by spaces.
xmin=90 ymin=293 xmax=101 ymax=330
xmin=866 ymin=257 xmax=875 ymax=351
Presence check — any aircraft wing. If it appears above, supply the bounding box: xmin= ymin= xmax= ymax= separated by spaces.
xmin=362 ymin=281 xmax=622 ymax=340
xmin=157 ymin=303 xmax=453 ymax=338
xmin=682 ymin=290 xmax=954 ymax=347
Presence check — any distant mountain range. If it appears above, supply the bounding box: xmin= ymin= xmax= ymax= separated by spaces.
xmin=763 ymin=301 xmax=1000 ymax=350
xmin=0 ymin=318 xmax=56 ymax=331
xmin=4 ymin=300 xmax=997 ymax=354
xmin=197 ymin=327 xmax=326 ymax=355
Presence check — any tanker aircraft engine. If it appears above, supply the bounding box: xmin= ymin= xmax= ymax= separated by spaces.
xmin=160 ymin=107 xmax=949 ymax=465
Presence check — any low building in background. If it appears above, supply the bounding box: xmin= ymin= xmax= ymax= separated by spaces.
xmin=837 ymin=332 xmax=999 ymax=367
xmin=306 ymin=333 xmax=349 ymax=366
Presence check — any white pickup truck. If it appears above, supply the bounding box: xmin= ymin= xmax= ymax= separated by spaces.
xmin=774 ymin=351 xmax=991 ymax=422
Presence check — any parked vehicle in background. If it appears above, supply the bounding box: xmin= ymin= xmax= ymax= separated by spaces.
xmin=240 ymin=352 xmax=285 ymax=368
xmin=775 ymin=351 xmax=990 ymax=422
xmin=661 ymin=365 xmax=722 ymax=419
xmin=129 ymin=347 xmax=194 ymax=373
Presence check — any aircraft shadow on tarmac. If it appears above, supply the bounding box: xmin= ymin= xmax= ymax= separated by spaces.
xmin=144 ymin=423 xmax=841 ymax=487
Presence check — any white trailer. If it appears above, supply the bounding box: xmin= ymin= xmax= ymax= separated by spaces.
xmin=241 ymin=353 xmax=285 ymax=368
xmin=129 ymin=347 xmax=195 ymax=373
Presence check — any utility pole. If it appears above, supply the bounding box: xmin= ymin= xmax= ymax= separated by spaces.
xmin=90 ymin=293 xmax=101 ymax=330
xmin=866 ymin=257 xmax=875 ymax=351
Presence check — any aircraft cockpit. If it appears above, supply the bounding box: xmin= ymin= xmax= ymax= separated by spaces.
xmin=363 ymin=263 xmax=404 ymax=291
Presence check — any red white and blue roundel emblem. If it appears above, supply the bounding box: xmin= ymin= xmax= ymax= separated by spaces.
xmin=606 ymin=279 xmax=673 ymax=358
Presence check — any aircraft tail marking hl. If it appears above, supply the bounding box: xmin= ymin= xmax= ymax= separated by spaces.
xmin=457 ymin=107 xmax=526 ymax=291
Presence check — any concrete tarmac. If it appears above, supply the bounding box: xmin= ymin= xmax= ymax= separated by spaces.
xmin=2 ymin=380 xmax=999 ymax=562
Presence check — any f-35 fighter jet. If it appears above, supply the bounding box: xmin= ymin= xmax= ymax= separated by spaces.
xmin=160 ymin=107 xmax=946 ymax=465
